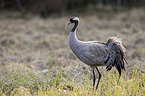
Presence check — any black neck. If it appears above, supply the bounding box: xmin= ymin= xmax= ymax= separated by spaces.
xmin=71 ymin=21 xmax=78 ymax=32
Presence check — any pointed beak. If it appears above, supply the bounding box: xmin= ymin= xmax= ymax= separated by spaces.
xmin=66 ymin=21 xmax=71 ymax=27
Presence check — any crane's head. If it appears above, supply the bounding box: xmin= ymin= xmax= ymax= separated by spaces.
xmin=66 ymin=17 xmax=79 ymax=27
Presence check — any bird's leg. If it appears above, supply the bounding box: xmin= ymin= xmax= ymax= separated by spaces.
xmin=92 ymin=69 xmax=96 ymax=89
xmin=117 ymin=74 xmax=121 ymax=84
xmin=95 ymin=67 xmax=101 ymax=90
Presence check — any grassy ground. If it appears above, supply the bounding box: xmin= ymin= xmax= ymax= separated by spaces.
xmin=0 ymin=7 xmax=145 ymax=95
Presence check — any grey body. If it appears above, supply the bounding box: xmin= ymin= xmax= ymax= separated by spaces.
xmin=69 ymin=31 xmax=112 ymax=69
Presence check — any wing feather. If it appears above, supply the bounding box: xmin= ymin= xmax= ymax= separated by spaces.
xmin=83 ymin=43 xmax=111 ymax=65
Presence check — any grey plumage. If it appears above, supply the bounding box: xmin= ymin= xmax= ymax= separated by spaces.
xmin=67 ymin=17 xmax=127 ymax=90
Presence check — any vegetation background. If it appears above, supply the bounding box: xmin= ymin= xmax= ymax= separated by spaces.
xmin=0 ymin=0 xmax=145 ymax=95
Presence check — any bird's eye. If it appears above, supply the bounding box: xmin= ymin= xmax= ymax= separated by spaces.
xmin=70 ymin=18 xmax=72 ymax=21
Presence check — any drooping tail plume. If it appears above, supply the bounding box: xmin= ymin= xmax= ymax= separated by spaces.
xmin=105 ymin=37 xmax=127 ymax=75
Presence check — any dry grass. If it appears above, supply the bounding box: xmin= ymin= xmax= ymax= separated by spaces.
xmin=0 ymin=8 xmax=145 ymax=95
